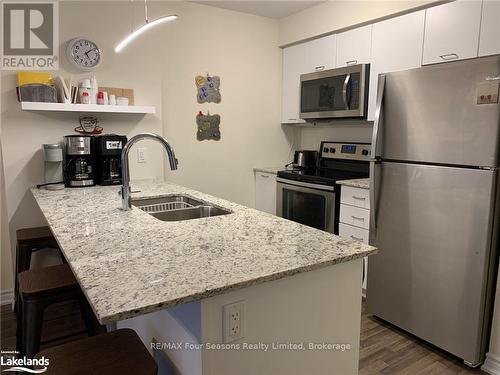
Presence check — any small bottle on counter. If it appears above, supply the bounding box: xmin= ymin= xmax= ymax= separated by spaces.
xmin=81 ymin=91 xmax=90 ymax=104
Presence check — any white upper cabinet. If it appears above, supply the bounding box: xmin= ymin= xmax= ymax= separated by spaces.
xmin=422 ymin=0 xmax=482 ymax=65
xmin=281 ymin=43 xmax=308 ymax=124
xmin=336 ymin=25 xmax=372 ymax=67
xmin=281 ymin=35 xmax=336 ymax=124
xmin=306 ymin=34 xmax=337 ymax=72
xmin=368 ymin=11 xmax=425 ymax=120
xmin=479 ymin=0 xmax=500 ymax=57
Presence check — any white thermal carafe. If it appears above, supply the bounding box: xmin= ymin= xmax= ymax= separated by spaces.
xmin=43 ymin=144 xmax=64 ymax=190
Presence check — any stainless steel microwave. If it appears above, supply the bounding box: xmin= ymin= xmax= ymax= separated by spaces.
xmin=300 ymin=64 xmax=370 ymax=120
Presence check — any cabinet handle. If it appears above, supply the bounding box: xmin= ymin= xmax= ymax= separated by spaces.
xmin=288 ymin=118 xmax=297 ymax=121
xmin=351 ymin=215 xmax=365 ymax=221
xmin=260 ymin=174 xmax=270 ymax=178
xmin=315 ymin=65 xmax=325 ymax=71
xmin=352 ymin=196 xmax=366 ymax=201
xmin=486 ymin=76 xmax=500 ymax=81
xmin=346 ymin=60 xmax=358 ymax=66
xmin=439 ymin=53 xmax=459 ymax=61
xmin=350 ymin=235 xmax=364 ymax=241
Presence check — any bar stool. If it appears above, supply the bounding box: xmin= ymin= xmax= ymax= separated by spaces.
xmin=17 ymin=263 xmax=104 ymax=359
xmin=14 ymin=226 xmax=63 ymax=313
xmin=35 ymin=329 xmax=158 ymax=375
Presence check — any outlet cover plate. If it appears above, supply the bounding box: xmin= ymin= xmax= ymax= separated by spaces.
xmin=223 ymin=301 xmax=245 ymax=343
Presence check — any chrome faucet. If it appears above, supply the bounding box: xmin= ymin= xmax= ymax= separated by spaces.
xmin=120 ymin=133 xmax=178 ymax=210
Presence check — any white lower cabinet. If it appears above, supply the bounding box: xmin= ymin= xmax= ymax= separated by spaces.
xmin=339 ymin=185 xmax=370 ymax=292
xmin=255 ymin=171 xmax=277 ymax=215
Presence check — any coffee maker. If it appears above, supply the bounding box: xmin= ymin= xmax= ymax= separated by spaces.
xmin=64 ymin=135 xmax=95 ymax=187
xmin=94 ymin=134 xmax=127 ymax=185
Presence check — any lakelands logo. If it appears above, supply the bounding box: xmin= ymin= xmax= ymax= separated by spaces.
xmin=1 ymin=352 xmax=49 ymax=373
xmin=1 ymin=1 xmax=59 ymax=70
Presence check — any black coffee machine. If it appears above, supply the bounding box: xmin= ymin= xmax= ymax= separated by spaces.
xmin=94 ymin=134 xmax=127 ymax=185
xmin=64 ymin=135 xmax=95 ymax=187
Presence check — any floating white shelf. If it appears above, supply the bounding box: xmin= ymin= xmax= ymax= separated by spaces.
xmin=20 ymin=102 xmax=156 ymax=114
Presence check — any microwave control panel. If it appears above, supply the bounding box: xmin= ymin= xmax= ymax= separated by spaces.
xmin=320 ymin=142 xmax=371 ymax=161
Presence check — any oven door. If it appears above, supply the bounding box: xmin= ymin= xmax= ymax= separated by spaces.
xmin=300 ymin=64 xmax=369 ymax=119
xmin=276 ymin=178 xmax=335 ymax=233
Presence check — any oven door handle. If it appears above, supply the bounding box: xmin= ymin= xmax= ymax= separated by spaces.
xmin=276 ymin=178 xmax=334 ymax=192
xmin=342 ymin=74 xmax=351 ymax=110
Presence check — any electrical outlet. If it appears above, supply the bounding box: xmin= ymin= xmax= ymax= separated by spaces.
xmin=223 ymin=301 xmax=245 ymax=343
xmin=137 ymin=147 xmax=147 ymax=163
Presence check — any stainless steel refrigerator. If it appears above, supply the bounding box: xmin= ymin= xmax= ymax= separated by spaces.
xmin=367 ymin=55 xmax=500 ymax=367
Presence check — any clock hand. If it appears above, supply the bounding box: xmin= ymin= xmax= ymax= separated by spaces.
xmin=85 ymin=48 xmax=97 ymax=58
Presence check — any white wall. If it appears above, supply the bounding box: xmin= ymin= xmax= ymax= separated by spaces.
xmin=279 ymin=0 xmax=445 ymax=46
xmin=156 ymin=2 xmax=293 ymax=205
xmin=0 ymin=1 xmax=293 ymax=295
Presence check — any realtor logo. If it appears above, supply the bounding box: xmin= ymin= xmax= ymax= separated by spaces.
xmin=1 ymin=1 xmax=59 ymax=70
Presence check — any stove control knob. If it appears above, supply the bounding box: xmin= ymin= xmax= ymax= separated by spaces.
xmin=362 ymin=149 xmax=369 ymax=156
xmin=329 ymin=147 xmax=336 ymax=153
xmin=323 ymin=147 xmax=329 ymax=153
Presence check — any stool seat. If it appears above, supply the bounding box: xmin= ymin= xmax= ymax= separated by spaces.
xmin=18 ymin=264 xmax=77 ymax=297
xmin=17 ymin=226 xmax=56 ymax=244
xmin=35 ymin=329 xmax=158 ymax=375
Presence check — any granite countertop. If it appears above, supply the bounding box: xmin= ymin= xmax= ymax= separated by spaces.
xmin=253 ymin=166 xmax=284 ymax=175
xmin=337 ymin=178 xmax=370 ymax=189
xmin=31 ymin=181 xmax=376 ymax=324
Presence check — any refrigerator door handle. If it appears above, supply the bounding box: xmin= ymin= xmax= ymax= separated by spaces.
xmin=369 ymin=160 xmax=379 ymax=233
xmin=371 ymin=74 xmax=386 ymax=158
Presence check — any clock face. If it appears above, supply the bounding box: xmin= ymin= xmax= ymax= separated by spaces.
xmin=67 ymin=38 xmax=101 ymax=70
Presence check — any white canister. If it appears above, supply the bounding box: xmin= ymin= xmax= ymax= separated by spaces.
xmin=109 ymin=94 xmax=116 ymax=105
xmin=79 ymin=79 xmax=92 ymax=104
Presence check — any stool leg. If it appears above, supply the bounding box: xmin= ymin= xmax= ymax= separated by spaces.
xmin=78 ymin=297 xmax=106 ymax=336
xmin=16 ymin=295 xmax=23 ymax=354
xmin=21 ymin=299 xmax=44 ymax=359
xmin=14 ymin=243 xmax=33 ymax=314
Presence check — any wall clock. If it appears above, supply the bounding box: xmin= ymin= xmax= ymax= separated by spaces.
xmin=66 ymin=37 xmax=102 ymax=71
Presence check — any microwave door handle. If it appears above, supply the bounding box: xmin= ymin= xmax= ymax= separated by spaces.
xmin=342 ymin=74 xmax=351 ymax=110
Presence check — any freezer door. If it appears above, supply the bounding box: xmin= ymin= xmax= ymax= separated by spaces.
xmin=378 ymin=56 xmax=500 ymax=167
xmin=367 ymin=162 xmax=498 ymax=365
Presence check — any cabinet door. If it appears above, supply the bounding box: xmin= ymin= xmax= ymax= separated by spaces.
xmin=306 ymin=34 xmax=336 ymax=73
xmin=281 ymin=44 xmax=308 ymax=124
xmin=479 ymin=0 xmax=500 ymax=57
xmin=255 ymin=172 xmax=277 ymax=215
xmin=422 ymin=0 xmax=482 ymax=65
xmin=336 ymin=25 xmax=372 ymax=67
xmin=368 ymin=11 xmax=425 ymax=120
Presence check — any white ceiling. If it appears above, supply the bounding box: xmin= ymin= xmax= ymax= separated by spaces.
xmin=193 ymin=1 xmax=325 ymax=19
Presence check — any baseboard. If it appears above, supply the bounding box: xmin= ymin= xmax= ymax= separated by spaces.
xmin=482 ymin=352 xmax=500 ymax=375
xmin=0 ymin=289 xmax=14 ymax=306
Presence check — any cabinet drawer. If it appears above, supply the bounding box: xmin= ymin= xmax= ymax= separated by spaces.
xmin=340 ymin=204 xmax=369 ymax=229
xmin=340 ymin=186 xmax=370 ymax=209
xmin=339 ymin=223 xmax=369 ymax=244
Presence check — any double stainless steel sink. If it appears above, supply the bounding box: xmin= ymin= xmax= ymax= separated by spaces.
xmin=131 ymin=195 xmax=232 ymax=222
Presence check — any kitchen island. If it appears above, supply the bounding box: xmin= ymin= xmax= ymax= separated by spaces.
xmin=31 ymin=181 xmax=376 ymax=375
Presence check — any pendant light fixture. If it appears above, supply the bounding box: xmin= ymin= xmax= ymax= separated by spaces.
xmin=115 ymin=0 xmax=177 ymax=53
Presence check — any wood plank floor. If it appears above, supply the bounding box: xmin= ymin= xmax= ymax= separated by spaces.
xmin=0 ymin=301 xmax=490 ymax=374
xmin=360 ymin=303 xmax=487 ymax=374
